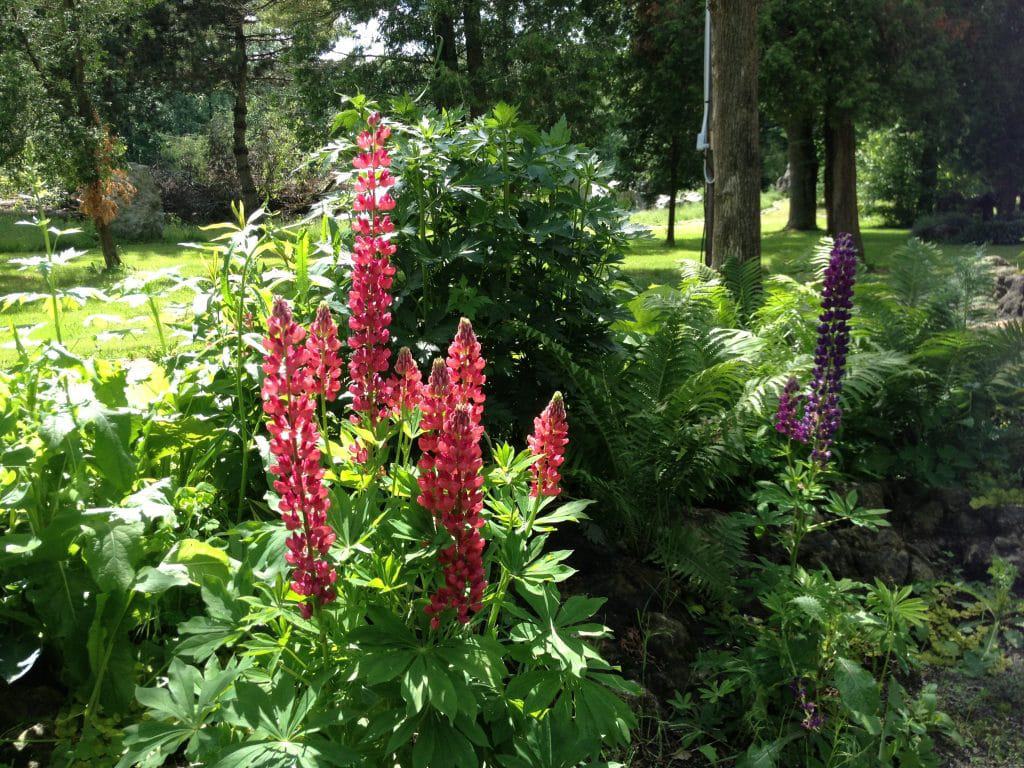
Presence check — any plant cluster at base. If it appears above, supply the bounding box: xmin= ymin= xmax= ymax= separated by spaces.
xmin=110 ymin=109 xmax=636 ymax=768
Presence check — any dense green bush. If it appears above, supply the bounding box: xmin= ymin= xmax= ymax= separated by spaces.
xmin=529 ymin=238 xmax=1022 ymax=604
xmin=911 ymin=211 xmax=1024 ymax=245
xmin=851 ymin=240 xmax=1024 ymax=485
xmin=859 ymin=126 xmax=929 ymax=227
xmin=316 ymin=96 xmax=637 ymax=432
xmin=154 ymin=102 xmax=321 ymax=222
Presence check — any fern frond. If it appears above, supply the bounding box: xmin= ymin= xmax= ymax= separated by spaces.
xmin=719 ymin=256 xmax=764 ymax=325
xmin=651 ymin=513 xmax=749 ymax=601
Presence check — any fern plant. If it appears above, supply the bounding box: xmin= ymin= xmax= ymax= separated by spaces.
xmin=528 ymin=254 xmax=907 ymax=600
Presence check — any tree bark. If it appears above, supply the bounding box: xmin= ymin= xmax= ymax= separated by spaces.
xmin=667 ymin=136 xmax=679 ymax=247
xmin=786 ymin=114 xmax=818 ymax=230
xmin=433 ymin=8 xmax=460 ymax=109
xmin=824 ymin=112 xmax=864 ymax=256
xmin=462 ymin=0 xmax=486 ymax=116
xmin=993 ymin=176 xmax=1018 ymax=218
xmin=915 ymin=140 xmax=938 ymax=218
xmin=823 ymin=119 xmax=834 ymax=235
xmin=65 ymin=0 xmax=121 ymax=269
xmin=232 ymin=17 xmax=259 ymax=215
xmin=709 ymin=0 xmax=761 ymax=267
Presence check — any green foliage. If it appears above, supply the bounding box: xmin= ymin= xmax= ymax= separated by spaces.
xmin=529 ymin=242 xmax=912 ymax=597
xmin=0 ymin=347 xmax=220 ymax=724
xmin=670 ymin=418 xmax=957 ymax=767
xmin=859 ymin=127 xmax=930 ymax=227
xmin=2 ymin=193 xmax=638 ymax=765
xmin=850 ymin=241 xmax=1024 ymax=485
xmin=920 ymin=558 xmax=1023 ymax=676
xmin=108 ymin=263 xmax=635 ymax=767
xmin=318 ymin=97 xmax=637 ymax=430
xmin=912 ymin=212 xmax=1024 ymax=246
xmin=672 ymin=564 xmax=960 ymax=767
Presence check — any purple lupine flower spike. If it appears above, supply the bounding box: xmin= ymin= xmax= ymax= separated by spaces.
xmin=774 ymin=234 xmax=858 ymax=465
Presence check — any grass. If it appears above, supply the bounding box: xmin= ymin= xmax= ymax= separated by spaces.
xmin=624 ymin=203 xmax=1024 ymax=287
xmin=0 ymin=212 xmax=212 ymax=363
xmin=1 ymin=201 xmax=1021 ymax=363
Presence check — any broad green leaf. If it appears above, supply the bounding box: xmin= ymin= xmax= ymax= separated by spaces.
xmin=83 ymin=520 xmax=144 ymax=592
xmin=790 ymin=595 xmax=825 ymax=622
xmin=834 ymin=657 xmax=882 ymax=734
xmin=134 ymin=563 xmax=192 ymax=594
xmin=90 ymin=411 xmax=136 ymax=494
xmin=166 ymin=539 xmax=231 ymax=583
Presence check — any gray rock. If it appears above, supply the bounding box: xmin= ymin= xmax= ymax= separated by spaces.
xmin=996 ymin=272 xmax=1024 ymax=319
xmin=111 ymin=163 xmax=164 ymax=241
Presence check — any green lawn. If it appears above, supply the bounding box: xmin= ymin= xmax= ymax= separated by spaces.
xmin=2 ymin=202 xmax=1021 ymax=363
xmin=623 ymin=203 xmax=1024 ymax=287
xmin=0 ymin=213 xmax=212 ymax=363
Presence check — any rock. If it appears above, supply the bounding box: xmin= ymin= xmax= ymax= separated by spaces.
xmin=111 ymin=163 xmax=164 ymax=241
xmin=912 ymin=499 xmax=945 ymax=536
xmin=775 ymin=164 xmax=791 ymax=192
xmin=633 ymin=612 xmax=693 ymax=698
xmin=852 ymin=481 xmax=887 ymax=512
xmin=908 ymin=554 xmax=937 ymax=582
xmin=995 ymin=270 xmax=1024 ymax=319
xmin=805 ymin=525 xmax=915 ymax=583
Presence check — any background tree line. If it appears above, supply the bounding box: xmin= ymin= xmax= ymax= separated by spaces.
xmin=1 ymin=0 xmax=1021 ymax=266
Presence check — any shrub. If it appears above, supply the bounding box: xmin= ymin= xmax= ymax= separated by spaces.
xmin=110 ymin=111 xmax=636 ymax=768
xmin=912 ymin=211 xmax=1024 ymax=245
xmin=315 ymin=95 xmax=637 ymax=433
xmin=671 ymin=237 xmax=960 ymax=767
xmin=859 ymin=126 xmax=929 ymax=227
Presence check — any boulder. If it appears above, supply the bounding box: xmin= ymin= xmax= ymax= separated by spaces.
xmin=111 ymin=163 xmax=164 ymax=241
xmin=775 ymin=163 xmax=791 ymax=192
xmin=995 ymin=269 xmax=1024 ymax=319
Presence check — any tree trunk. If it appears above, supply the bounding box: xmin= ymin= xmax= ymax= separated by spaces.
xmin=96 ymin=220 xmax=120 ymax=269
xmin=993 ymin=176 xmax=1018 ymax=218
xmin=823 ymin=119 xmax=834 ymax=235
xmin=433 ymin=9 xmax=460 ymax=108
xmin=66 ymin=0 xmax=121 ymax=269
xmin=709 ymin=0 xmax=761 ymax=267
xmin=786 ymin=114 xmax=818 ymax=230
xmin=232 ymin=18 xmax=259 ymax=215
xmin=824 ymin=112 xmax=864 ymax=256
xmin=915 ymin=140 xmax=938 ymax=218
xmin=666 ymin=136 xmax=679 ymax=247
xmin=462 ymin=0 xmax=486 ymax=116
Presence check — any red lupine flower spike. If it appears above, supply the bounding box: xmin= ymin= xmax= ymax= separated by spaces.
xmin=416 ymin=359 xmax=452 ymax=503
xmin=261 ymin=297 xmax=338 ymax=617
xmin=422 ymin=403 xmax=487 ymax=628
xmin=307 ymin=304 xmax=343 ymax=402
xmin=527 ymin=392 xmax=569 ymax=498
xmin=346 ymin=112 xmax=397 ymax=426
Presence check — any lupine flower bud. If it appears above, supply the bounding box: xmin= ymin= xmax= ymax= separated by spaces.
xmin=446 ymin=318 xmax=486 ymax=423
xmin=347 ymin=114 xmax=397 ymax=424
xmin=261 ymin=298 xmax=338 ymax=616
xmin=528 ymin=392 xmax=569 ymax=497
xmin=307 ymin=303 xmax=343 ymax=401
xmin=773 ymin=377 xmax=808 ymax=442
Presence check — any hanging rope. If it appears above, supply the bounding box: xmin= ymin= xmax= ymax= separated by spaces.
xmin=697 ymin=1 xmax=714 ymax=266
